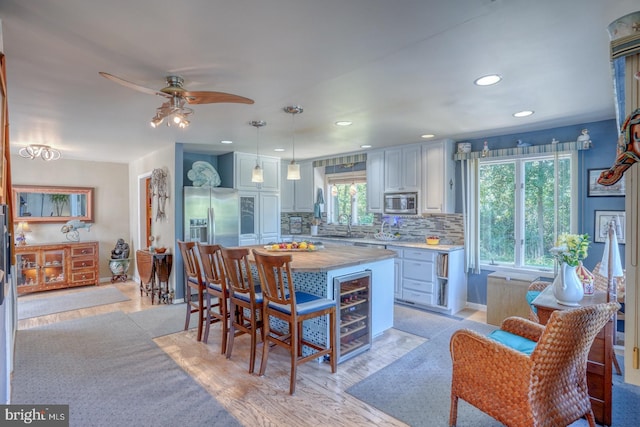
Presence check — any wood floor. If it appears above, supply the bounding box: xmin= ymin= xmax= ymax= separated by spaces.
xmin=17 ymin=281 xmax=485 ymax=426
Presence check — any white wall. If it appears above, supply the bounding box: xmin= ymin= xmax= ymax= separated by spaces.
xmin=11 ymin=156 xmax=129 ymax=281
xmin=128 ymin=145 xmax=176 ymax=294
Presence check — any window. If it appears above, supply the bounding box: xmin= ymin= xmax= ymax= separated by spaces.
xmin=325 ymin=173 xmax=374 ymax=226
xmin=479 ymin=153 xmax=575 ymax=270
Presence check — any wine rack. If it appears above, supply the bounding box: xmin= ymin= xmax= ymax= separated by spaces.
xmin=334 ymin=270 xmax=372 ymax=363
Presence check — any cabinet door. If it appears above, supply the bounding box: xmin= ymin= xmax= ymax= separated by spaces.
xmin=422 ymin=139 xmax=455 ymax=213
xmin=293 ymin=161 xmax=314 ymax=212
xmin=280 ymin=162 xmax=295 ymax=212
xmin=42 ymin=248 xmax=66 ymax=287
xmin=259 ymin=192 xmax=280 ymax=242
xmin=239 ymin=192 xmax=259 ymax=243
xmin=16 ymin=250 xmax=41 ymax=292
xmin=384 ymin=146 xmax=421 ymax=192
xmin=366 ymin=150 xmax=384 ymax=213
xmin=260 ymin=157 xmax=281 ymax=192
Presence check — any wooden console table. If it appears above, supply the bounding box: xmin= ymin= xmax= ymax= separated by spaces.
xmin=532 ymin=286 xmax=613 ymax=426
xmin=136 ymin=250 xmax=173 ymax=304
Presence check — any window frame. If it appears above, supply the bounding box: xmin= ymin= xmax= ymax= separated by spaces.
xmin=478 ymin=151 xmax=578 ymax=273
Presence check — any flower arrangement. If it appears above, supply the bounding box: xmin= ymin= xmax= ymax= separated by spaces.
xmin=550 ymin=233 xmax=590 ymax=267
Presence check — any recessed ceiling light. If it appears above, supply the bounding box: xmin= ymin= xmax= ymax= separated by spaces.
xmin=474 ymin=74 xmax=502 ymax=86
xmin=360 ymin=144 xmax=372 ymax=149
xmin=335 ymin=121 xmax=353 ymax=126
xmin=513 ymin=110 xmax=534 ymax=118
xmin=220 ymin=140 xmax=233 ymax=144
xmin=274 ymin=148 xmax=285 ymax=152
xmin=421 ymin=134 xmax=435 ymax=139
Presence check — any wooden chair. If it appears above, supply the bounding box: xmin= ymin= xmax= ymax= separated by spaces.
xmin=449 ymin=302 xmax=620 ymax=427
xmin=252 ymin=249 xmax=337 ymax=394
xmin=196 ymin=243 xmax=230 ymax=352
xmin=177 ymin=240 xmax=206 ymax=342
xmin=221 ymin=247 xmax=264 ymax=373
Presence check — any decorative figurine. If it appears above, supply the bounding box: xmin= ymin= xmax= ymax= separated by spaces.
xmin=109 ymin=238 xmax=131 ymax=282
xmin=577 ymin=129 xmax=592 ymax=149
xmin=481 ymin=141 xmax=489 ymax=157
xmin=60 ymin=220 xmax=92 ymax=241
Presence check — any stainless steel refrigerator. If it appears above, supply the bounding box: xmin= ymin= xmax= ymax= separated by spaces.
xmin=183 ymin=186 xmax=239 ymax=247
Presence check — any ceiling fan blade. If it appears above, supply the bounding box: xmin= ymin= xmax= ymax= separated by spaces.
xmin=99 ymin=72 xmax=170 ymax=98
xmin=182 ymin=91 xmax=254 ymax=105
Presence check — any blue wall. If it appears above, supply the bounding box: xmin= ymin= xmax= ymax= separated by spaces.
xmin=459 ymin=119 xmax=625 ymax=304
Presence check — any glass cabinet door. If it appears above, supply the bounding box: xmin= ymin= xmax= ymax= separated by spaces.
xmin=42 ymin=249 xmax=65 ymax=285
xmin=16 ymin=251 xmax=40 ymax=290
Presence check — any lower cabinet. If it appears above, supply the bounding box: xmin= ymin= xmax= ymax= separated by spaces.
xmin=486 ymin=271 xmax=540 ymax=326
xmin=16 ymin=241 xmax=99 ymax=295
xmin=394 ymin=247 xmax=466 ymax=315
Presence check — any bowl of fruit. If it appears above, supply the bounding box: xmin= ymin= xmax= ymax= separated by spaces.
xmin=426 ymin=236 xmax=440 ymax=245
xmin=265 ymin=241 xmax=321 ymax=252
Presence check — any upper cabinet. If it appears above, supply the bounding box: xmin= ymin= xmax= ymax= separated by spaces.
xmin=384 ymin=145 xmax=421 ymax=193
xmin=281 ymin=161 xmax=314 ymax=213
xmin=366 ymin=150 xmax=384 ymax=213
xmin=421 ymin=139 xmax=455 ymax=213
xmin=233 ymin=152 xmax=280 ymax=192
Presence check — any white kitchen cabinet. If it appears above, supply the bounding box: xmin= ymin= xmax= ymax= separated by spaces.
xmin=384 ymin=145 xmax=421 ymax=193
xmin=366 ymin=150 xmax=384 ymax=213
xmin=281 ymin=160 xmax=314 ymax=212
xmin=234 ymin=152 xmax=280 ymax=192
xmin=238 ymin=191 xmax=281 ymax=245
xmin=395 ymin=247 xmax=466 ymax=315
xmin=421 ymin=139 xmax=455 ymax=213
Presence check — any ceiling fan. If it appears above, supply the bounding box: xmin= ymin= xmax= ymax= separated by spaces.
xmin=99 ymin=72 xmax=254 ymax=128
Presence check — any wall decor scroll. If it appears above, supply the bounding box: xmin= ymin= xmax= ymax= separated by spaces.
xmin=151 ymin=168 xmax=168 ymax=221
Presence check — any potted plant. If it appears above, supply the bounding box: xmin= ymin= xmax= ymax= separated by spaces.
xmin=49 ymin=194 xmax=69 ymax=216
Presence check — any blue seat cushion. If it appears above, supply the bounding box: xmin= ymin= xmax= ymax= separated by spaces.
xmin=488 ymin=330 xmax=537 ymax=355
xmin=268 ymin=291 xmax=334 ymax=316
xmin=526 ymin=290 xmax=542 ymax=314
xmin=206 ymin=281 xmax=224 ymax=293
xmin=233 ymin=286 xmax=263 ymax=304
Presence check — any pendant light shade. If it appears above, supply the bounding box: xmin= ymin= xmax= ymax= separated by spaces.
xmin=250 ymin=120 xmax=266 ymax=183
xmin=284 ymin=105 xmax=303 ymax=180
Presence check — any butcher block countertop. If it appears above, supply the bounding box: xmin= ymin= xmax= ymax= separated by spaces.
xmin=249 ymin=243 xmax=396 ymax=273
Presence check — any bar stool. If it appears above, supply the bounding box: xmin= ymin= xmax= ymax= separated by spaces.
xmin=221 ymin=247 xmax=264 ymax=373
xmin=177 ymin=240 xmax=206 ymax=342
xmin=197 ymin=243 xmax=230 ymax=352
xmin=252 ymin=249 xmax=337 ymax=394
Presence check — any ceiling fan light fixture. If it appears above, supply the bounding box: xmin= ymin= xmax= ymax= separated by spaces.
xmin=513 ymin=110 xmax=534 ymax=118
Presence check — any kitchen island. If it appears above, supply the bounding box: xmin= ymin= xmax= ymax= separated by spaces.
xmin=250 ymin=243 xmax=396 ymax=362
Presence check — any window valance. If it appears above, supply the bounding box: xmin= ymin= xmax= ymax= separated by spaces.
xmin=312 ymin=153 xmax=367 ymax=168
xmin=453 ymin=141 xmax=589 ymax=161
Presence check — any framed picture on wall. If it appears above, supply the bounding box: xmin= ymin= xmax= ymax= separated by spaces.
xmin=587 ymin=168 xmax=625 ymax=197
xmin=594 ymin=210 xmax=625 ymax=244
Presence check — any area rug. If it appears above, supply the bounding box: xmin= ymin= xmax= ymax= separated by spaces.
xmin=349 ymin=318 xmax=640 ymax=426
xmin=127 ymin=303 xmax=199 ymax=338
xmin=17 ymin=286 xmax=130 ymax=320
xmin=393 ymin=303 xmax=465 ymax=339
xmin=12 ymin=311 xmax=241 ymax=427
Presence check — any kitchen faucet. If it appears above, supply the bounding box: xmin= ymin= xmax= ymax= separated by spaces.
xmin=338 ymin=213 xmax=353 ymax=237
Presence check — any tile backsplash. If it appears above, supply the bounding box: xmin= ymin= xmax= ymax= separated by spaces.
xmin=281 ymin=212 xmax=464 ymax=245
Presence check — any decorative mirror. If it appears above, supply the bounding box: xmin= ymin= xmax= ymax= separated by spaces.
xmin=12 ymin=185 xmax=94 ymax=223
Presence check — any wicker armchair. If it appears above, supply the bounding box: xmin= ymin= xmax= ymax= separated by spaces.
xmin=449 ymin=302 xmax=620 ymax=427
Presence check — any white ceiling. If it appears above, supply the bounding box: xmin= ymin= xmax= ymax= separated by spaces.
xmin=1 ymin=0 xmax=638 ymax=164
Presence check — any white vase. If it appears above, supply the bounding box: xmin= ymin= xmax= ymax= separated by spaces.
xmin=310 ymin=225 xmax=318 ymax=236
xmin=553 ymin=262 xmax=584 ymax=306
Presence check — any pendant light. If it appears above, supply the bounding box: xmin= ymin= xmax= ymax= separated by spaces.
xmin=284 ymin=105 xmax=303 ymax=180
xmin=250 ymin=120 xmax=266 ymax=183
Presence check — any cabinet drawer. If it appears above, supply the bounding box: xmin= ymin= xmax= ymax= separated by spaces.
xmin=402 ymin=289 xmax=435 ymax=306
xmin=71 ymin=245 xmax=96 ymax=257
xmin=71 ymin=270 xmax=96 ymax=284
xmin=403 ymin=259 xmax=434 ymax=280
xmin=403 ymin=249 xmax=436 ymax=262
xmin=403 ymin=278 xmax=434 ymax=293
xmin=71 ymin=258 xmax=96 ymax=270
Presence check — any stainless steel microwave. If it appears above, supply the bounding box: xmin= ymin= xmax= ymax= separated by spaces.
xmin=384 ymin=192 xmax=418 ymax=215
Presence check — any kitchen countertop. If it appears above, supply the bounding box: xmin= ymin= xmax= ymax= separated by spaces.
xmin=250 ymin=244 xmax=396 ymax=273
xmin=283 ymin=235 xmax=464 ymax=252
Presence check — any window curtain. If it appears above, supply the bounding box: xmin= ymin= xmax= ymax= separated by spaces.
xmin=461 ymin=158 xmax=480 ymax=274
